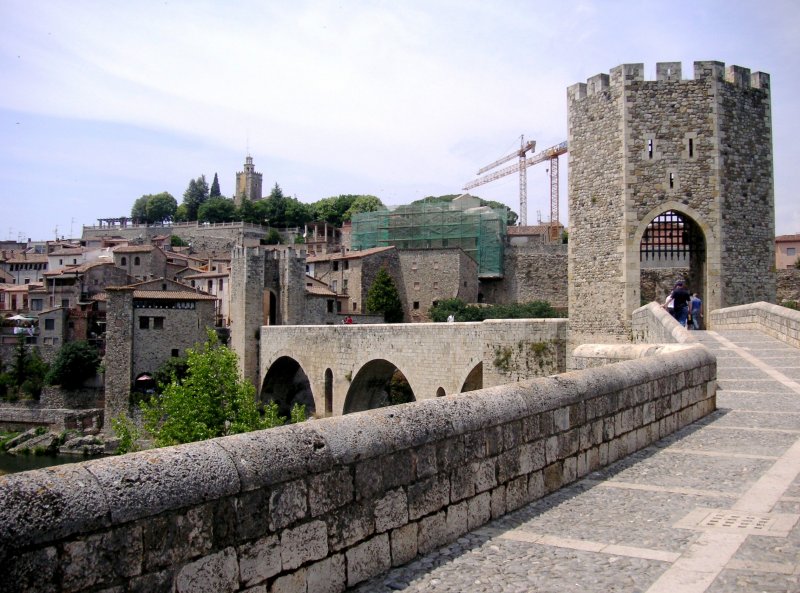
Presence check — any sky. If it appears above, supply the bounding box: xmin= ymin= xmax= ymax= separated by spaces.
xmin=1 ymin=0 xmax=798 ymax=242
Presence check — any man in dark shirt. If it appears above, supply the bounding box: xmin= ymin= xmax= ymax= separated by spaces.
xmin=665 ymin=281 xmax=691 ymax=327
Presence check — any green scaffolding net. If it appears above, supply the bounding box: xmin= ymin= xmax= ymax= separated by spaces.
xmin=351 ymin=203 xmax=506 ymax=277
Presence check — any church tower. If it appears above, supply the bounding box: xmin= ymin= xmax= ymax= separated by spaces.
xmin=235 ymin=155 xmax=263 ymax=207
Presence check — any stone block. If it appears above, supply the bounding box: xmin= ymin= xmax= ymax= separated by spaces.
xmin=375 ymin=488 xmax=408 ymax=533
xmin=486 ymin=425 xmax=504 ymax=456
xmin=238 ymin=534 xmax=280 ymax=587
xmin=309 ymin=467 xmax=353 ymax=517
xmin=543 ymin=462 xmax=563 ymax=493
xmin=306 ymin=554 xmax=346 ymax=593
xmin=490 ymin=485 xmax=506 ymax=519
xmin=143 ymin=504 xmax=212 ymax=572
xmin=62 ymin=524 xmax=143 ymax=592
xmin=270 ymin=479 xmax=307 ymax=531
xmin=390 ymin=523 xmax=418 ymax=566
xmin=175 ymin=547 xmax=239 ymax=593
xmin=417 ymin=510 xmax=448 ymax=554
xmin=408 ymin=475 xmax=449 ymax=521
xmin=0 ymin=464 xmax=110 ymax=549
xmin=450 ymin=461 xmax=477 ymax=502
xmin=354 ymin=457 xmax=384 ymax=501
xmin=346 ymin=533 xmax=391 ymax=587
xmin=85 ymin=441 xmax=240 ymax=525
xmin=545 ymin=435 xmax=559 ymax=465
xmin=553 ymin=407 xmax=570 ymax=431
xmin=436 ymin=437 xmax=465 ymax=472
xmin=381 ymin=450 xmax=415 ymax=489
xmin=226 ymin=489 xmax=271 ymax=543
xmin=446 ymin=500 xmax=469 ymax=539
xmin=413 ymin=443 xmax=437 ymax=478
xmin=496 ymin=447 xmax=522 ymax=483
xmin=280 ymin=520 xmax=328 ymax=571
xmin=325 ymin=500 xmax=375 ymax=551
xmin=562 ymin=456 xmax=577 ymax=484
xmin=467 ymin=492 xmax=491 ymax=529
xmin=528 ymin=471 xmax=545 ymax=500
xmin=559 ymin=429 xmax=579 ymax=458
xmin=128 ymin=567 xmax=176 ymax=593
xmin=503 ymin=420 xmax=523 ymax=450
xmin=473 ymin=458 xmax=497 ymax=493
xmin=463 ymin=430 xmax=487 ymax=458
xmin=506 ymin=476 xmax=528 ymax=511
xmin=4 ymin=546 xmax=58 ymax=593
xmin=271 ymin=567 xmax=306 ymax=593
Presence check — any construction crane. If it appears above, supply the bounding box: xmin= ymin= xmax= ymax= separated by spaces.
xmin=464 ymin=138 xmax=568 ymax=238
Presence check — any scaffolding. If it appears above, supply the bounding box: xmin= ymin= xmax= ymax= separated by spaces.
xmin=350 ymin=203 xmax=507 ymax=277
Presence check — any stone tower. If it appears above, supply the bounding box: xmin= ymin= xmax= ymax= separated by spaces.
xmin=230 ymin=245 xmax=308 ymax=388
xmin=235 ymin=155 xmax=263 ymax=207
xmin=567 ymin=61 xmax=774 ymax=349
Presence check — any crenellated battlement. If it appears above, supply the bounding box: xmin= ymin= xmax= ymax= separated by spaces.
xmin=568 ymin=60 xmax=770 ymax=101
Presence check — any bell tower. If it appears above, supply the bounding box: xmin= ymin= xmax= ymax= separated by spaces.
xmin=235 ymin=154 xmax=263 ymax=207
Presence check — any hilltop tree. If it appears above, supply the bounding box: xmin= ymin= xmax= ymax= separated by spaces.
xmin=132 ymin=193 xmax=178 ymax=224
xmin=182 ymin=175 xmax=210 ymax=221
xmin=209 ymin=173 xmax=221 ymax=198
xmin=198 ymin=197 xmax=237 ymax=223
xmin=366 ymin=268 xmax=404 ymax=323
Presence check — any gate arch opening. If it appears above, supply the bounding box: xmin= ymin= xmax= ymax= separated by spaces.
xmin=260 ymin=356 xmax=315 ymax=417
xmin=343 ymin=360 xmax=415 ymax=414
xmin=639 ymin=209 xmax=706 ymax=308
xmin=324 ymin=368 xmax=333 ymax=416
xmin=460 ymin=362 xmax=483 ymax=393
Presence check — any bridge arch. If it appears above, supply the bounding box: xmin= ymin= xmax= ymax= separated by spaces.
xmin=460 ymin=362 xmax=483 ymax=393
xmin=343 ymin=359 xmax=415 ymax=414
xmin=260 ymin=356 xmax=316 ymax=417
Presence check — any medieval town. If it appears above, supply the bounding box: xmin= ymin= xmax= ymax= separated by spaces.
xmin=2 ymin=4 xmax=800 ymax=592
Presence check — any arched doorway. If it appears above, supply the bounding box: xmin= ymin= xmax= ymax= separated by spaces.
xmin=639 ymin=209 xmax=706 ymax=306
xmin=343 ymin=360 xmax=415 ymax=414
xmin=460 ymin=362 xmax=483 ymax=393
xmin=324 ymin=368 xmax=333 ymax=416
xmin=260 ymin=356 xmax=315 ymax=417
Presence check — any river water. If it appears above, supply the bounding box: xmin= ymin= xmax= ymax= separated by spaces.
xmin=0 ymin=453 xmax=91 ymax=476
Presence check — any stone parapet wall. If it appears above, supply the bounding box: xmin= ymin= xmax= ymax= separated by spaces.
xmin=0 ymin=346 xmax=716 ymax=593
xmin=709 ymin=301 xmax=800 ymax=348
xmin=630 ymin=301 xmax=696 ymax=345
xmin=0 ymin=403 xmax=103 ymax=432
xmin=571 ymin=342 xmax=696 ymax=370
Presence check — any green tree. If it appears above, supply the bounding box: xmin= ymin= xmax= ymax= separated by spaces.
xmin=344 ymin=195 xmax=385 ymax=221
xmin=1 ymin=337 xmax=49 ymax=399
xmin=237 ymin=199 xmax=258 ymax=224
xmin=45 ymin=341 xmax=100 ymax=390
xmin=429 ymin=299 xmax=559 ymax=322
xmin=198 ymin=197 xmax=237 ymax=223
xmin=146 ymin=192 xmax=178 ymax=223
xmin=182 ymin=175 xmax=210 ymax=221
xmin=794 ymin=256 xmax=800 ymax=269
xmin=366 ymin=268 xmax=404 ymax=323
xmin=209 ymin=173 xmax=221 ymax=198
xmin=283 ymin=196 xmax=313 ymax=227
xmin=140 ymin=330 xmax=283 ymax=446
xmin=131 ymin=195 xmax=149 ymax=222
xmin=262 ymin=229 xmax=282 ymax=245
xmin=312 ymin=195 xmax=358 ymax=226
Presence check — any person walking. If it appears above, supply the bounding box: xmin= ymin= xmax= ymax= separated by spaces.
xmin=664 ymin=280 xmax=691 ymax=327
xmin=690 ymin=293 xmax=703 ymax=330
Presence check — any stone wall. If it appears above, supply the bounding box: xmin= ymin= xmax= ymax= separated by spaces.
xmin=776 ymin=269 xmax=800 ymax=304
xmin=0 ymin=346 xmax=716 ymax=593
xmin=398 ymin=249 xmax=478 ymax=322
xmin=630 ymin=301 xmax=696 ymax=346
xmin=481 ymin=244 xmax=568 ymax=309
xmin=709 ymin=301 xmax=800 ymax=349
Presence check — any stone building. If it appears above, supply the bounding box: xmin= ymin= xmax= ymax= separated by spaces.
xmin=0 ymin=251 xmax=47 ymax=285
xmin=234 ymin=154 xmax=263 ymax=207
xmin=397 ymin=248 xmax=478 ymax=322
xmin=112 ymin=245 xmax=168 ymax=281
xmin=567 ymin=61 xmax=774 ymax=349
xmin=103 ymin=278 xmax=217 ymax=419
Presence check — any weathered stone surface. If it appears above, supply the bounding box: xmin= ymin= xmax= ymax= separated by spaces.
xmin=270 ymin=479 xmax=307 ymax=530
xmin=238 ymin=534 xmax=280 ymax=586
xmin=306 ymin=554 xmax=346 ymax=593
xmin=467 ymin=492 xmax=491 ymax=530
xmin=142 ymin=504 xmax=213 ymax=571
xmin=0 ymin=464 xmax=110 ymax=548
xmin=374 ymin=488 xmax=408 ymax=533
xmin=62 ymin=524 xmax=143 ymax=592
xmin=1 ymin=546 xmax=58 ymax=593
xmin=271 ymin=567 xmax=306 ymax=593
xmin=325 ymin=500 xmax=375 ymax=551
xmin=346 ymin=533 xmax=391 ymax=587
xmin=84 ymin=440 xmax=240 ymax=524
xmin=417 ymin=510 xmax=448 ymax=555
xmin=408 ymin=475 xmax=449 ymax=521
xmin=175 ymin=547 xmax=239 ymax=593
xmin=280 ymin=520 xmax=327 ymax=571
xmin=389 ymin=522 xmax=418 ymax=567
xmin=309 ymin=466 xmax=353 ymax=516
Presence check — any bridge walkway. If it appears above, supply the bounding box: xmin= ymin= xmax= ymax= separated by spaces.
xmin=355 ymin=329 xmax=800 ymax=592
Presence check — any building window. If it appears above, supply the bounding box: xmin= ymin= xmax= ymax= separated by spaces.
xmin=333 ymin=261 xmax=339 ymax=271
xmin=139 ymin=317 xmax=150 ymax=329
xmin=336 ymin=301 xmax=342 ymax=313
xmin=218 ymin=278 xmax=224 ymax=290
xmin=153 ymin=317 xmax=164 ymax=330
xmin=31 ymin=299 xmax=42 ymax=311
xmin=332 ymin=280 xmax=338 ymax=293
xmin=45 ymin=318 xmax=55 ymax=330
xmin=433 ymin=261 xmax=439 ymax=270
xmin=414 ymin=282 xmax=420 ymax=290
xmin=171 ymin=349 xmax=179 ymax=357
xmin=73 ymin=259 xmax=77 ymax=265
xmin=208 ymin=280 xmax=213 ymax=292
xmin=327 ymin=300 xmax=334 ymax=313
xmin=433 ymin=281 xmax=439 ymax=290
xmin=134 ymin=256 xmax=141 ymax=266
xmin=344 ymin=261 xmax=349 ymax=270
xmin=61 ymin=299 xmax=69 ymax=308
xmin=412 ymin=261 xmax=418 ymax=271
xmin=413 ymin=301 xmax=420 ymax=310
xmin=59 ymin=259 xmax=63 ymax=265
xmin=343 ymin=279 xmax=348 ymax=291
xmin=121 ymin=257 xmax=127 ymax=266
xmin=353 ymin=302 xmax=358 ymax=311
xmin=788 ymin=247 xmax=797 ymax=256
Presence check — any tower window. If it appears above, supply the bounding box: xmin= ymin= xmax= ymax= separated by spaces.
xmin=688 ymin=138 xmax=694 ymax=158
xmin=669 ymin=173 xmax=675 ymax=189
xmin=647 ymin=139 xmax=654 ymax=159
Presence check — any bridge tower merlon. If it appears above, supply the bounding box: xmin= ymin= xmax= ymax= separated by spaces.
xmin=567 ymin=60 xmax=774 ymax=356
xmin=230 ymin=246 xmax=266 ymax=388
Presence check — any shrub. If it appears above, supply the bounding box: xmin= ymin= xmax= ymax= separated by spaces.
xmin=46 ymin=341 xmax=100 ymax=389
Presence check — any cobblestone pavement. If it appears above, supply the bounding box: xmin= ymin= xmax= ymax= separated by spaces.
xmin=354 ymin=330 xmax=800 ymax=593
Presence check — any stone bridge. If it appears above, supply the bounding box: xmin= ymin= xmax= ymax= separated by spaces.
xmin=257 ymin=319 xmax=568 ymax=417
